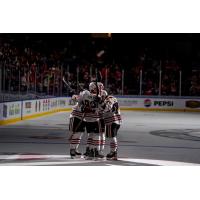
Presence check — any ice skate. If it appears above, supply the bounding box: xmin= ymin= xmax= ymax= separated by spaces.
xmin=94 ymin=148 xmax=104 ymax=160
xmin=85 ymin=148 xmax=94 ymax=160
xmin=106 ymin=151 xmax=118 ymax=160
xmin=83 ymin=147 xmax=91 ymax=157
xmin=70 ymin=149 xmax=82 ymax=159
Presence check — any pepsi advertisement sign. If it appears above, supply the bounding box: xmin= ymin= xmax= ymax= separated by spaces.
xmin=144 ymin=99 xmax=152 ymax=107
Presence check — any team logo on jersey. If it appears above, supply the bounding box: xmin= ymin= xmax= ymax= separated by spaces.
xmin=144 ymin=99 xmax=152 ymax=107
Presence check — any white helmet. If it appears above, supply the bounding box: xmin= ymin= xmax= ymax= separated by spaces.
xmin=89 ymin=82 xmax=97 ymax=93
xmin=89 ymin=82 xmax=104 ymax=93
xmin=97 ymin=82 xmax=104 ymax=90
xmin=100 ymin=89 xmax=108 ymax=100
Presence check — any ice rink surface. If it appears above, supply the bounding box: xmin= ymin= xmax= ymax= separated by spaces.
xmin=1 ymin=111 xmax=200 ymax=166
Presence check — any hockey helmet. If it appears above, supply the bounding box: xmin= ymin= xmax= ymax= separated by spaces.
xmin=100 ymin=90 xmax=108 ymax=100
xmin=89 ymin=82 xmax=97 ymax=93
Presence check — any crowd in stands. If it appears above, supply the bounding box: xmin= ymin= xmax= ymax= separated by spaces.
xmin=1 ymin=34 xmax=200 ymax=98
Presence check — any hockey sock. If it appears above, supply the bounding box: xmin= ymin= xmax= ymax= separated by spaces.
xmin=110 ymin=137 xmax=118 ymax=152
xmin=100 ymin=133 xmax=105 ymax=152
xmin=92 ymin=133 xmax=101 ymax=151
xmin=70 ymin=132 xmax=83 ymax=149
xmin=86 ymin=133 xmax=93 ymax=149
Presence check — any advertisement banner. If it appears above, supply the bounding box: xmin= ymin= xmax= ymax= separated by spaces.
xmin=142 ymin=98 xmax=180 ymax=109
xmin=65 ymin=97 xmax=71 ymax=107
xmin=2 ymin=102 xmax=21 ymax=119
xmin=24 ymin=101 xmax=32 ymax=114
xmin=42 ymin=99 xmax=49 ymax=111
xmin=22 ymin=98 xmax=69 ymax=117
xmin=59 ymin=97 xmax=71 ymax=108
xmin=8 ymin=102 xmax=20 ymax=117
xmin=51 ymin=99 xmax=58 ymax=109
xmin=0 ymin=103 xmax=3 ymax=120
xmin=3 ymin=96 xmax=200 ymax=125
xmin=59 ymin=98 xmax=66 ymax=107
xmin=34 ymin=100 xmax=41 ymax=113
xmin=185 ymin=100 xmax=200 ymax=109
xmin=117 ymin=98 xmax=139 ymax=107
xmin=3 ymin=104 xmax=8 ymax=118
xmin=23 ymin=100 xmax=35 ymax=116
xmin=118 ymin=97 xmax=185 ymax=109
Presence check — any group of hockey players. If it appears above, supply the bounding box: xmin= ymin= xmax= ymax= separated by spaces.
xmin=68 ymin=80 xmax=122 ymax=160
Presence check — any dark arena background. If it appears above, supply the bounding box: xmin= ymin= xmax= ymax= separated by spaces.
xmin=1 ymin=33 xmax=200 ymax=166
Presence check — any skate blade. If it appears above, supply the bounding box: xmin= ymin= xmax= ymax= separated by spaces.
xmin=93 ymin=157 xmax=106 ymax=161
xmin=85 ymin=157 xmax=94 ymax=160
xmin=70 ymin=155 xmax=83 ymax=159
xmin=106 ymin=157 xmax=118 ymax=161
xmin=70 ymin=156 xmax=75 ymax=159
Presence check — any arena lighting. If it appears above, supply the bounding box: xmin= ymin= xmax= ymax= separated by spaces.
xmin=91 ymin=33 xmax=111 ymax=38
xmin=108 ymin=33 xmax=112 ymax=38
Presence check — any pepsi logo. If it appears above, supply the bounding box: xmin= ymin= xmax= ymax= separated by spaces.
xmin=144 ymin=99 xmax=152 ymax=107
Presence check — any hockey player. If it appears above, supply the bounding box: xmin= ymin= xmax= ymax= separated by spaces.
xmin=69 ymin=82 xmax=104 ymax=159
xmin=82 ymin=81 xmax=106 ymax=159
xmin=99 ymin=88 xmax=108 ymax=156
xmin=103 ymin=95 xmax=122 ymax=160
xmin=83 ymin=82 xmax=108 ymax=158
xmin=68 ymin=90 xmax=87 ymax=158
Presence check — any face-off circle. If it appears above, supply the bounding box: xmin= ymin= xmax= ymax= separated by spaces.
xmin=150 ymin=129 xmax=200 ymax=141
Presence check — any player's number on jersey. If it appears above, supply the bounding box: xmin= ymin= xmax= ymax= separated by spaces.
xmin=83 ymin=100 xmax=97 ymax=109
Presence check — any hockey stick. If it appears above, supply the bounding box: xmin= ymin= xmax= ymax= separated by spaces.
xmin=62 ymin=76 xmax=75 ymax=93
xmin=63 ymin=76 xmax=85 ymax=94
xmin=95 ymin=68 xmax=99 ymax=98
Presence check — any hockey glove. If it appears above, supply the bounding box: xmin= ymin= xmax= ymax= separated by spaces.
xmin=93 ymin=96 xmax=101 ymax=103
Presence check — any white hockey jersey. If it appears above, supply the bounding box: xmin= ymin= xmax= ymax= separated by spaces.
xmin=70 ymin=90 xmax=101 ymax=122
xmin=98 ymin=89 xmax=108 ymax=119
xmin=103 ymin=96 xmax=122 ymax=125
